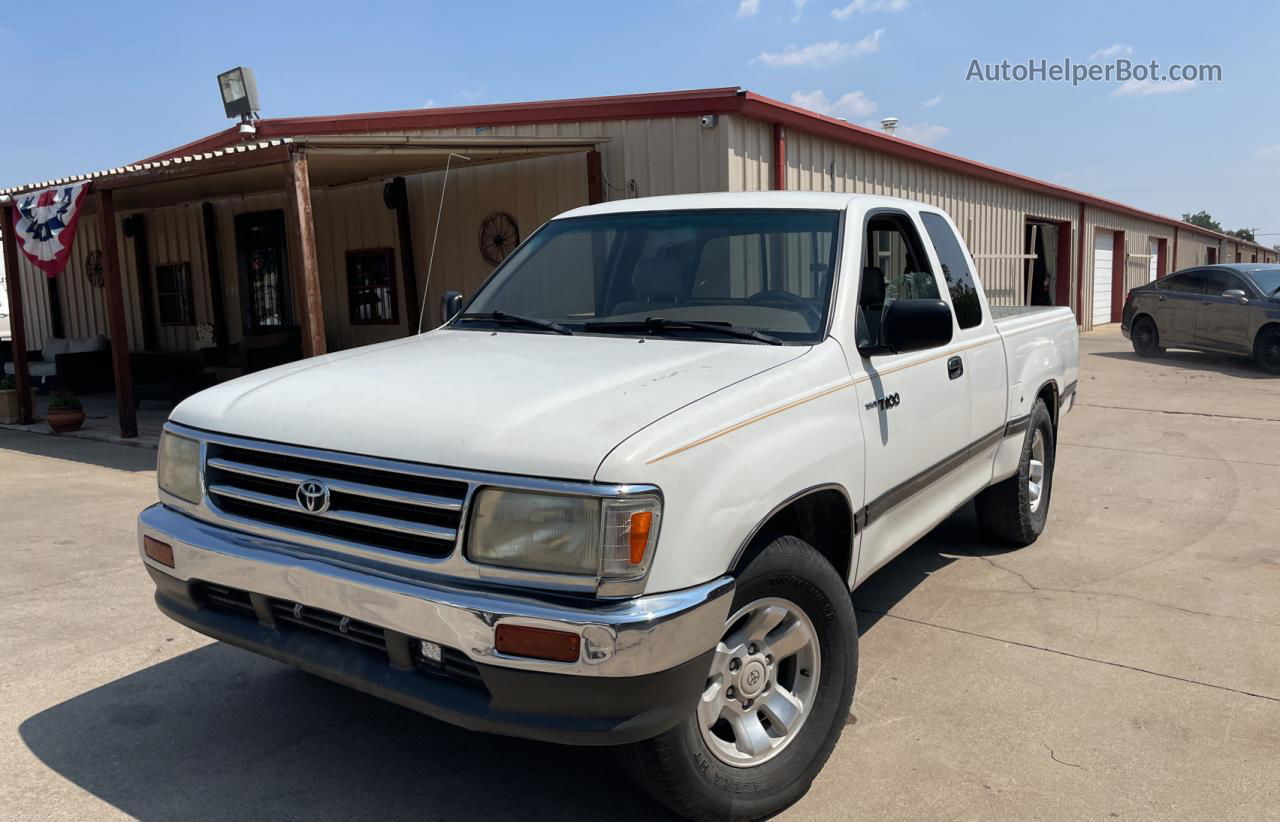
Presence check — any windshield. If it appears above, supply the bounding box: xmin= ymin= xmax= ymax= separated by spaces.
xmin=1249 ymin=268 xmax=1280 ymax=296
xmin=459 ymin=209 xmax=842 ymax=343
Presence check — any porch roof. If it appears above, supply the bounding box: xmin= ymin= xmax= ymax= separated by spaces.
xmin=0 ymin=134 xmax=605 ymax=209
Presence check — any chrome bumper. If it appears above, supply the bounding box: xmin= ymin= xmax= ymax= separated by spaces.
xmin=138 ymin=503 xmax=734 ymax=679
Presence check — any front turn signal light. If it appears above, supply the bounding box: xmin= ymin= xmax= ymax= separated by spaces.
xmin=495 ymin=624 xmax=581 ymax=662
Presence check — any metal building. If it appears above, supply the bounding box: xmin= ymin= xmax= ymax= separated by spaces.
xmin=2 ymin=87 xmax=1274 ymax=436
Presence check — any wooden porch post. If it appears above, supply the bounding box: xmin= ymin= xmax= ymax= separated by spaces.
xmin=1 ymin=204 xmax=34 ymax=424
xmin=97 ymin=189 xmax=137 ymax=438
xmin=283 ymin=148 xmax=326 ymax=357
xmin=387 ymin=177 xmax=419 ymax=326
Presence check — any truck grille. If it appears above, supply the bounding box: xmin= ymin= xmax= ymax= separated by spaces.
xmin=203 ymin=441 xmax=468 ymax=559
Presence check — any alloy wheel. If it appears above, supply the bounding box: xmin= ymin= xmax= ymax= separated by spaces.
xmin=697 ymin=597 xmax=821 ymax=768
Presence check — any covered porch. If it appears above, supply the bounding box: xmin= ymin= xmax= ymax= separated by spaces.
xmin=1 ymin=134 xmax=605 ymax=438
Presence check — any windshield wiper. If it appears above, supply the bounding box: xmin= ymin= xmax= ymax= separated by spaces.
xmin=584 ymin=317 xmax=782 ymax=345
xmin=456 ymin=311 xmax=573 ymax=335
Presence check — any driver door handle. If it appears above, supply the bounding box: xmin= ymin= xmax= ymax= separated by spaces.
xmin=948 ymin=356 xmax=964 ymax=380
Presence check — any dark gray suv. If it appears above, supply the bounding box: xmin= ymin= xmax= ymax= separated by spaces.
xmin=1122 ymin=264 xmax=1280 ymax=374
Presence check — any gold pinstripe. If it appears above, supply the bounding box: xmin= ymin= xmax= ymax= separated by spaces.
xmin=645 ymin=335 xmax=1003 ymax=465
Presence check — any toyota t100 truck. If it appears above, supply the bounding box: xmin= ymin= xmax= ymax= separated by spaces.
xmin=139 ymin=192 xmax=1078 ymax=820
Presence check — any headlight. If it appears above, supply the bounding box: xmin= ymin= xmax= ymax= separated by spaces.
xmin=158 ymin=431 xmax=202 ymax=503
xmin=468 ymin=489 xmax=661 ymax=580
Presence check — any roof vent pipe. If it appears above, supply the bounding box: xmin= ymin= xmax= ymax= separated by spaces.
xmin=880 ymin=117 xmax=898 ymax=135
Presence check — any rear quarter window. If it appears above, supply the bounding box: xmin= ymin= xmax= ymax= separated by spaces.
xmin=920 ymin=212 xmax=983 ymax=329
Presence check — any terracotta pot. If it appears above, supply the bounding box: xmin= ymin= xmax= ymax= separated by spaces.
xmin=47 ymin=406 xmax=86 ymax=433
xmin=2 ymin=389 xmax=36 ymax=424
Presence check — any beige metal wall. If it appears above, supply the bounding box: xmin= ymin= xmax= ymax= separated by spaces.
xmin=1176 ymin=231 xmax=1219 ymax=270
xmin=1080 ymin=208 xmax=1175 ymax=326
xmin=722 ymin=116 xmax=1082 ymax=316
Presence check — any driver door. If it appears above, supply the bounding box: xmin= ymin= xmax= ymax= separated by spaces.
xmin=852 ymin=209 xmax=971 ymax=583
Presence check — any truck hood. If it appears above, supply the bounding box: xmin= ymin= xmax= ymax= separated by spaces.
xmin=171 ymin=329 xmax=807 ymax=479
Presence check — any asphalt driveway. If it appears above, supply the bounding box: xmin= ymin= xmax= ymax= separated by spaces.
xmin=1 ymin=325 xmax=1277 ymax=820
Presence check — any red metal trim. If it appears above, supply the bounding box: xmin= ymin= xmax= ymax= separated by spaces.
xmin=1052 ymin=218 xmax=1073 ymax=309
xmin=1110 ymin=230 xmax=1126 ymax=325
xmin=139 ymin=87 xmax=743 ymax=164
xmin=129 ymin=86 xmax=1273 ymax=257
xmin=1156 ymin=237 xmax=1168 ymax=278
xmin=1075 ymin=204 xmax=1086 ymax=327
xmin=1172 ymin=225 xmax=1179 ymax=273
xmin=772 ymin=123 xmax=786 ymax=191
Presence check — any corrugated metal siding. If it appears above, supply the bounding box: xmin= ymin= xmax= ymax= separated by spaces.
xmin=1080 ymin=208 xmax=1175 ymax=328
xmin=726 ymin=117 xmax=1081 ymax=317
xmin=1176 ymin=231 xmax=1219 ymax=270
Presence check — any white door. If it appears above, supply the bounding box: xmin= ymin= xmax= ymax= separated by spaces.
xmin=1149 ymin=239 xmax=1159 ymax=281
xmin=852 ymin=210 xmax=972 ymax=583
xmin=1092 ymin=233 xmax=1114 ymax=325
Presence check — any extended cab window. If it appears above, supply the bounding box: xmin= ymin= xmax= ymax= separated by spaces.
xmin=920 ymin=212 xmax=982 ymax=329
xmin=464 ymin=210 xmax=841 ymax=343
xmin=858 ymin=212 xmax=945 ymax=345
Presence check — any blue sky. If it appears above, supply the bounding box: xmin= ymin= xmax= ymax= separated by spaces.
xmin=1 ymin=0 xmax=1276 ymax=240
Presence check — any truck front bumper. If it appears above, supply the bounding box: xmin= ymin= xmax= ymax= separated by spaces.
xmin=138 ymin=504 xmax=734 ymax=745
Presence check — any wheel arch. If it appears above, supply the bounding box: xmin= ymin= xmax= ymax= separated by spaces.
xmin=1031 ymin=378 xmax=1061 ymax=431
xmin=728 ymin=484 xmax=856 ymax=584
xmin=1254 ymin=320 xmax=1280 ymax=348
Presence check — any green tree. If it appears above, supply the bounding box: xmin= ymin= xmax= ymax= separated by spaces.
xmin=1182 ymin=210 xmax=1223 ymax=232
xmin=1227 ymin=227 xmax=1256 ymax=242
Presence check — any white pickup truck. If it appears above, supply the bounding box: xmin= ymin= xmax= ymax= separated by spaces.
xmin=139 ymin=192 xmax=1077 ymax=820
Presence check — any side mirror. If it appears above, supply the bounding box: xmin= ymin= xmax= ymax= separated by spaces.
xmin=441 ymin=291 xmax=464 ymax=323
xmin=1221 ymin=289 xmax=1249 ymax=304
xmin=859 ymin=298 xmax=954 ymax=356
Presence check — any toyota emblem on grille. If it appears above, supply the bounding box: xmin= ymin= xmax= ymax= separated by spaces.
xmin=296 ymin=479 xmax=331 ymax=514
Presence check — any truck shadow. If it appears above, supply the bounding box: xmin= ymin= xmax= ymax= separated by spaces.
xmin=852 ymin=502 xmax=1007 ymax=633
xmin=19 ymin=508 xmax=989 ymax=821
xmin=19 ymin=641 xmax=680 ymax=821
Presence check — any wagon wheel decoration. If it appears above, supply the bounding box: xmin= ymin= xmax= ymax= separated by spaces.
xmin=84 ymin=250 xmax=105 ymax=288
xmin=478 ymin=212 xmax=520 ymax=266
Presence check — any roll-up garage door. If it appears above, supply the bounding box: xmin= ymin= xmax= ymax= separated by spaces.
xmin=1092 ymin=233 xmax=1114 ymax=325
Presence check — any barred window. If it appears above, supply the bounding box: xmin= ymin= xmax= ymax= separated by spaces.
xmin=156 ymin=262 xmax=194 ymax=325
xmin=346 ymin=249 xmax=398 ymax=325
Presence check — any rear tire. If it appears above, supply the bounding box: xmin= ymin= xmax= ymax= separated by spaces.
xmin=1254 ymin=326 xmax=1280 ymax=375
xmin=1131 ymin=316 xmax=1165 ymax=357
xmin=976 ymin=398 xmax=1055 ymax=547
xmin=615 ymin=535 xmax=856 ymax=821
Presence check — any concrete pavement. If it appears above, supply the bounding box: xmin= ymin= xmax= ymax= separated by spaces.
xmin=1 ymin=325 xmax=1277 ymax=820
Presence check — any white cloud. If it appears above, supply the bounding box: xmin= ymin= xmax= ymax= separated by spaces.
xmin=752 ymin=29 xmax=884 ymax=67
xmin=831 ymin=0 xmax=908 ymax=19
xmin=737 ymin=0 xmax=760 ymax=18
xmin=791 ymin=0 xmax=810 ymax=22
xmin=922 ymin=94 xmax=943 ymax=107
xmin=886 ymin=122 xmax=950 ymax=145
xmin=790 ymin=89 xmax=878 ymax=118
xmin=1113 ymin=78 xmax=1196 ymax=96
xmin=422 ymin=99 xmax=436 ymax=108
xmin=457 ymin=86 xmax=487 ymax=102
xmin=1256 ymin=144 xmax=1280 ymax=159
xmin=1090 ymin=43 xmax=1133 ymax=60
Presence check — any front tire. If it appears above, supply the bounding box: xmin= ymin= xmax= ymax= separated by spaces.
xmin=975 ymin=398 xmax=1055 ymax=547
xmin=1131 ymin=315 xmax=1165 ymax=357
xmin=1254 ymin=326 xmax=1280 ymax=375
xmin=616 ymin=535 xmax=856 ymax=821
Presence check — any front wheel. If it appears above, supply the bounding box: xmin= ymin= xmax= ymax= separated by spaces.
xmin=1254 ymin=326 xmax=1280 ymax=375
xmin=616 ymin=535 xmax=857 ymax=821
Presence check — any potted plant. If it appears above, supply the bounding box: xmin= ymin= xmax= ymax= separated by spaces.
xmin=0 ymin=375 xmax=35 ymax=425
xmin=46 ymin=389 xmax=86 ymax=433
